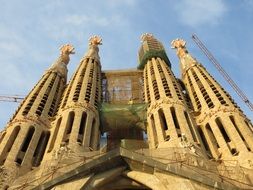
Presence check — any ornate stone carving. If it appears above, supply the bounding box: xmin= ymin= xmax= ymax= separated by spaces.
xmin=140 ymin=33 xmax=153 ymax=42
xmin=85 ymin=35 xmax=102 ymax=60
xmin=171 ymin=38 xmax=187 ymax=59
xmin=0 ymin=166 xmax=16 ymax=189
xmin=171 ymin=39 xmax=197 ymax=74
xmin=48 ymin=44 xmax=75 ymax=78
xmin=89 ymin=35 xmax=102 ymax=46
xmin=8 ymin=115 xmax=50 ymax=129
xmin=147 ymin=97 xmax=185 ymax=116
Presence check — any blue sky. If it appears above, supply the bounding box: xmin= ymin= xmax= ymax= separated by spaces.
xmin=0 ymin=0 xmax=253 ymax=128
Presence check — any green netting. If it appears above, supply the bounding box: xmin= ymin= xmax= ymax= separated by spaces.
xmin=138 ymin=50 xmax=171 ymax=70
xmin=99 ymin=103 xmax=147 ymax=131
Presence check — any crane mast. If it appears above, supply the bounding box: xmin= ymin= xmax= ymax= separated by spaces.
xmin=192 ymin=34 xmax=253 ymax=111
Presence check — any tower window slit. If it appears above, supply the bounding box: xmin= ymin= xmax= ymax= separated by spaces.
xmin=15 ymin=126 xmax=35 ymax=165
xmin=206 ymin=123 xmax=220 ymax=148
xmin=198 ymin=127 xmax=211 ymax=154
xmin=215 ymin=118 xmax=231 ymax=143
xmin=32 ymin=131 xmax=50 ymax=167
xmin=150 ymin=114 xmax=158 ymax=147
xmin=20 ymin=127 xmax=35 ymax=152
xmin=170 ymin=107 xmax=181 ymax=137
xmin=0 ymin=126 xmax=20 ymax=165
xmin=230 ymin=116 xmax=251 ymax=151
xmin=215 ymin=118 xmax=238 ymax=156
xmin=158 ymin=109 xmax=168 ymax=131
xmin=66 ymin=111 xmax=75 ymax=135
xmin=89 ymin=118 xmax=96 ymax=150
xmin=78 ymin=112 xmax=87 ymax=143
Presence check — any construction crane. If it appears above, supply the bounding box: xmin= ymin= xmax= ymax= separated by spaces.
xmin=0 ymin=95 xmax=24 ymax=103
xmin=192 ymin=34 xmax=253 ymax=111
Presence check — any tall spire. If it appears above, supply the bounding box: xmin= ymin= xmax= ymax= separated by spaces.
xmin=172 ymin=38 xmax=253 ymax=168
xmin=140 ymin=34 xmax=205 ymax=151
xmin=0 ymin=44 xmax=74 ymax=187
xmin=42 ymin=36 xmax=102 ymax=164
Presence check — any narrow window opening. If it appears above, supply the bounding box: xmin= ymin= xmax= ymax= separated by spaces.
xmin=198 ymin=127 xmax=212 ymax=158
xmin=206 ymin=123 xmax=220 ymax=148
xmin=21 ymin=127 xmax=35 ymax=152
xmin=158 ymin=109 xmax=168 ymax=131
xmin=15 ymin=127 xmax=35 ymax=165
xmin=230 ymin=116 xmax=251 ymax=151
xmin=171 ymin=107 xmax=181 ymax=137
xmin=66 ymin=112 xmax=75 ymax=135
xmin=78 ymin=112 xmax=87 ymax=144
xmin=150 ymin=115 xmax=158 ymax=147
xmin=32 ymin=131 xmax=50 ymax=167
xmin=0 ymin=126 xmax=20 ymax=165
xmin=89 ymin=119 xmax=96 ymax=150
xmin=215 ymin=118 xmax=231 ymax=143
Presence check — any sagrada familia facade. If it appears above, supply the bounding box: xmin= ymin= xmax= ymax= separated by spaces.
xmin=0 ymin=34 xmax=253 ymax=189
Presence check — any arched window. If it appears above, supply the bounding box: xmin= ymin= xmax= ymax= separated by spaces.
xmin=15 ymin=126 xmax=35 ymax=165
xmin=0 ymin=126 xmax=20 ymax=165
xmin=158 ymin=109 xmax=168 ymax=131
xmin=150 ymin=114 xmax=158 ymax=147
xmin=170 ymin=107 xmax=181 ymax=137
xmin=77 ymin=112 xmax=87 ymax=144
xmin=62 ymin=112 xmax=75 ymax=144
xmin=89 ymin=118 xmax=97 ymax=150
xmin=33 ymin=131 xmax=50 ymax=167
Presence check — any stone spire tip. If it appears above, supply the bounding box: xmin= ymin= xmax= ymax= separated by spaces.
xmin=88 ymin=35 xmax=102 ymax=46
xmin=59 ymin=44 xmax=75 ymax=55
xmin=140 ymin=33 xmax=154 ymax=42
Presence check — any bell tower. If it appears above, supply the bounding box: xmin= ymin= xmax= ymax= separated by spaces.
xmin=0 ymin=44 xmax=74 ymax=183
xmin=139 ymin=34 xmax=203 ymax=149
xmin=172 ymin=39 xmax=253 ymax=168
xmin=43 ymin=36 xmax=102 ymax=160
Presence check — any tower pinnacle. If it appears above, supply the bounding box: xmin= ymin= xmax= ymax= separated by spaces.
xmin=140 ymin=33 xmax=154 ymax=42
xmin=171 ymin=38 xmax=197 ymax=75
xmin=48 ymin=44 xmax=75 ymax=80
xmin=84 ymin=35 xmax=102 ymax=60
xmin=59 ymin=44 xmax=75 ymax=64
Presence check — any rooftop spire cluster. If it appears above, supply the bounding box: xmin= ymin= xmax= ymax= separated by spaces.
xmin=0 ymin=34 xmax=253 ymax=190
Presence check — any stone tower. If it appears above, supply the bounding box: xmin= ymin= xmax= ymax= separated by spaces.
xmin=0 ymin=44 xmax=74 ymax=183
xmin=139 ymin=34 xmax=203 ymax=150
xmin=172 ymin=39 xmax=253 ymax=168
xmin=43 ymin=36 xmax=102 ymax=161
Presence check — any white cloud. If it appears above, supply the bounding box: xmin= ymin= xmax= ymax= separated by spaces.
xmin=174 ymin=0 xmax=227 ymax=27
